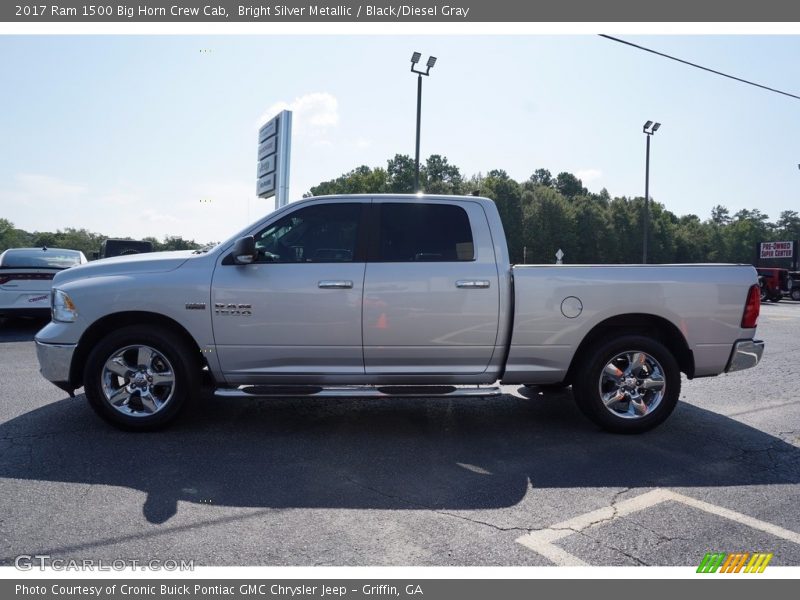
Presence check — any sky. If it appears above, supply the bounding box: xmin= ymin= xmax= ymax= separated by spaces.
xmin=1 ymin=34 xmax=800 ymax=244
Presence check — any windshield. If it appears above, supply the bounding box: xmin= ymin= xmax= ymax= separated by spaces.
xmin=192 ymin=242 xmax=221 ymax=254
xmin=0 ymin=249 xmax=84 ymax=269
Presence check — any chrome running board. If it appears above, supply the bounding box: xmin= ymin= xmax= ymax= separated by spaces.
xmin=214 ymin=384 xmax=503 ymax=400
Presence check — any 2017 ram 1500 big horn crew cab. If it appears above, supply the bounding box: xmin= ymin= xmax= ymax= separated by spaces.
xmin=35 ymin=195 xmax=764 ymax=433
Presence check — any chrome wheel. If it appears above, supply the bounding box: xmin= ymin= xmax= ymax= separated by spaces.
xmin=101 ymin=344 xmax=176 ymax=417
xmin=598 ymin=350 xmax=666 ymax=420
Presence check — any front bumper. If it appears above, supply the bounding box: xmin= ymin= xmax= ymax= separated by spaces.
xmin=725 ymin=339 xmax=765 ymax=373
xmin=35 ymin=340 xmax=77 ymax=393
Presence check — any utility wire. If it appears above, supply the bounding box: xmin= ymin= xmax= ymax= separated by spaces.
xmin=599 ymin=34 xmax=800 ymax=102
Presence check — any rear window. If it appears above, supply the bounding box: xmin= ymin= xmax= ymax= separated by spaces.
xmin=377 ymin=203 xmax=475 ymax=262
xmin=0 ymin=249 xmax=83 ymax=269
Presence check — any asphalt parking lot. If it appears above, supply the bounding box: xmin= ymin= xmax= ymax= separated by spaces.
xmin=1 ymin=303 xmax=799 ymax=567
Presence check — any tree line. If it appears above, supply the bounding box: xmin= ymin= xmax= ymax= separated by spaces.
xmin=3 ymin=153 xmax=798 ymax=266
xmin=307 ymin=154 xmax=800 ymax=266
xmin=0 ymin=218 xmax=202 ymax=258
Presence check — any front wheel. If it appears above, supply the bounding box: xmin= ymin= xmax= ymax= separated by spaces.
xmin=792 ymin=288 xmax=800 ymax=301
xmin=572 ymin=335 xmax=681 ymax=433
xmin=83 ymin=325 xmax=198 ymax=430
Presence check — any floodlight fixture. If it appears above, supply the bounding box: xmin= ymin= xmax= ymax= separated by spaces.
xmin=411 ymin=52 xmax=437 ymax=76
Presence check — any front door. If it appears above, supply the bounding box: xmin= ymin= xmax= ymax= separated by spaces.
xmin=211 ymin=201 xmax=368 ymax=382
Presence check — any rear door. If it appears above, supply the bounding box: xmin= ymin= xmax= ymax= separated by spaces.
xmin=362 ymin=200 xmax=500 ymax=375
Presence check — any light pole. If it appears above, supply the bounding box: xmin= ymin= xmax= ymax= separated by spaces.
xmin=410 ymin=52 xmax=437 ymax=193
xmin=642 ymin=120 xmax=661 ymax=263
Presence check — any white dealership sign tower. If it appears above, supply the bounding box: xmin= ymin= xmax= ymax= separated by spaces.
xmin=256 ymin=110 xmax=292 ymax=209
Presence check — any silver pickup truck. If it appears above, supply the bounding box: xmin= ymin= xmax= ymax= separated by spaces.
xmin=35 ymin=194 xmax=764 ymax=433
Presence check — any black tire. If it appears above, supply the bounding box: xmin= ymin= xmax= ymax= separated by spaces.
xmin=572 ymin=335 xmax=681 ymax=434
xmin=83 ymin=325 xmax=198 ymax=431
xmin=792 ymin=288 xmax=800 ymax=301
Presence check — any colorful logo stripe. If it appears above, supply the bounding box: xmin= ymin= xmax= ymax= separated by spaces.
xmin=697 ymin=552 xmax=773 ymax=573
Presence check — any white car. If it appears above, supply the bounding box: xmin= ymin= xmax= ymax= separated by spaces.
xmin=0 ymin=247 xmax=87 ymax=319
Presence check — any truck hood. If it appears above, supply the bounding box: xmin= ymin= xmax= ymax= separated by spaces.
xmin=52 ymin=251 xmax=195 ymax=286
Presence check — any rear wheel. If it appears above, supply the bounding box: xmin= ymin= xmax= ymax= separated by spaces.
xmin=792 ymin=288 xmax=800 ymax=301
xmin=83 ymin=325 xmax=198 ymax=430
xmin=572 ymin=335 xmax=681 ymax=433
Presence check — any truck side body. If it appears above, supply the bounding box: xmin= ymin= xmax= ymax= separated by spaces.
xmin=34 ymin=194 xmax=764 ymax=432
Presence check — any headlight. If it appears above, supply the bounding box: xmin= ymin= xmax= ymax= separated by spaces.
xmin=52 ymin=289 xmax=78 ymax=322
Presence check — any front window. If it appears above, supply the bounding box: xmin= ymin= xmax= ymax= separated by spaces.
xmin=253 ymin=203 xmax=362 ymax=263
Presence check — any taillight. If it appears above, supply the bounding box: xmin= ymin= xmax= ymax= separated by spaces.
xmin=741 ymin=284 xmax=760 ymax=328
xmin=0 ymin=272 xmax=54 ymax=284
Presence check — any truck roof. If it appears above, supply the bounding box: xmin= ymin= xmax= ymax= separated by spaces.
xmin=297 ymin=193 xmax=495 ymax=206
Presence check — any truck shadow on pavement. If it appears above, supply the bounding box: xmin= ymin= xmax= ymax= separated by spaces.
xmin=1 ymin=388 xmax=798 ymax=525
xmin=0 ymin=317 xmax=46 ymax=343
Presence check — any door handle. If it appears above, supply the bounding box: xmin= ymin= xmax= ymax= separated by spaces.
xmin=455 ymin=280 xmax=491 ymax=289
xmin=318 ymin=280 xmax=353 ymax=289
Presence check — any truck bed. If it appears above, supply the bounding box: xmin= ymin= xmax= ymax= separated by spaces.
xmin=503 ymin=264 xmax=758 ymax=384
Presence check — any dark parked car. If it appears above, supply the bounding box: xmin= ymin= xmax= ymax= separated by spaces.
xmin=789 ymin=271 xmax=800 ymax=301
xmin=94 ymin=238 xmax=154 ymax=260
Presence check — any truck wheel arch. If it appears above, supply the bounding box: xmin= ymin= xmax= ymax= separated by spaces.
xmin=70 ymin=311 xmax=206 ymax=390
xmin=565 ymin=313 xmax=694 ymax=384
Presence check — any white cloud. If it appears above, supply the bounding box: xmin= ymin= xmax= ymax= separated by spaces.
xmin=258 ymin=92 xmax=340 ymax=138
xmin=9 ymin=173 xmax=87 ymax=203
xmin=0 ymin=173 xmax=256 ymax=243
xmin=576 ymin=168 xmax=603 ymax=183
xmin=140 ymin=209 xmax=182 ymax=226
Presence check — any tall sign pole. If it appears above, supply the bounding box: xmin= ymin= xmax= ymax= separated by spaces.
xmin=642 ymin=120 xmax=660 ymax=264
xmin=410 ymin=52 xmax=437 ymax=193
xmin=256 ymin=110 xmax=292 ymax=209
xmin=643 ymin=133 xmax=650 ymax=264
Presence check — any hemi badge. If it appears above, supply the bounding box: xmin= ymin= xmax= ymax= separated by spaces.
xmin=185 ymin=303 xmax=207 ymax=310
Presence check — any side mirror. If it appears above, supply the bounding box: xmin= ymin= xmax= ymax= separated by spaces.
xmin=231 ymin=236 xmax=257 ymax=265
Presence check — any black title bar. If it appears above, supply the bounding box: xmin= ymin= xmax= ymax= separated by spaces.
xmin=4 ymin=0 xmax=800 ymax=22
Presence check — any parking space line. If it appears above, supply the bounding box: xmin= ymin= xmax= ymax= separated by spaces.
xmin=515 ymin=488 xmax=800 ymax=565
xmin=669 ymin=490 xmax=800 ymax=545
